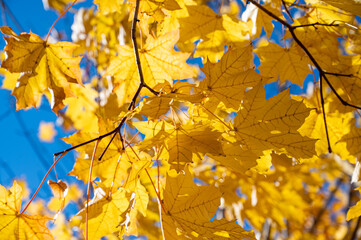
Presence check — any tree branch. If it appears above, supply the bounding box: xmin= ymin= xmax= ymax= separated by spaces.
xmin=281 ymin=0 xmax=293 ymax=21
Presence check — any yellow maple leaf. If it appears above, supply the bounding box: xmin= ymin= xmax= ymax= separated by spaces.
xmin=233 ymin=83 xmax=316 ymax=159
xmin=0 ymin=181 xmax=54 ymax=239
xmin=0 ymin=26 xmax=82 ymax=112
xmin=339 ymin=120 xmax=361 ymax=158
xmin=199 ymin=44 xmax=261 ymax=109
xmin=0 ymin=68 xmax=20 ymax=90
xmin=323 ymin=0 xmax=361 ymax=16
xmin=177 ymin=5 xmax=250 ymax=62
xmin=105 ymin=30 xmax=194 ymax=104
xmin=255 ymin=41 xmax=312 ymax=86
xmin=38 ymin=121 xmax=57 ymax=142
xmin=296 ymin=93 xmax=353 ymax=161
xmin=43 ymin=0 xmax=81 ymax=12
xmin=76 ymin=187 xmax=131 ymax=240
xmin=166 ymin=123 xmax=224 ymax=171
xmin=93 ymin=0 xmax=123 ymax=15
xmin=162 ymin=166 xmax=255 ymax=239
xmin=136 ymin=119 xmax=224 ymax=171
xmin=128 ymin=0 xmax=181 ymax=22
xmin=48 ymin=184 xmax=83 ymax=213
xmin=243 ymin=2 xmax=282 ymax=38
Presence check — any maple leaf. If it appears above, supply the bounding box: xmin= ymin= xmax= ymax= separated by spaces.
xmin=93 ymin=0 xmax=123 ymax=15
xmin=0 ymin=181 xmax=54 ymax=240
xmin=105 ymin=30 xmax=194 ymax=104
xmin=233 ymin=83 xmax=316 ymax=159
xmin=43 ymin=0 xmax=81 ymax=12
xmin=199 ymin=44 xmax=261 ymax=109
xmin=0 ymin=26 xmax=82 ymax=112
xmin=139 ymin=81 xmax=204 ymax=119
xmin=347 ymin=186 xmax=361 ymax=221
xmin=162 ymin=166 xmax=256 ymax=239
xmin=176 ymin=5 xmax=251 ymax=62
xmin=129 ymin=0 xmax=181 ymax=22
xmin=323 ymin=0 xmax=361 ymax=16
xmin=76 ymin=187 xmax=131 ymax=240
xmin=255 ymin=41 xmax=312 ymax=86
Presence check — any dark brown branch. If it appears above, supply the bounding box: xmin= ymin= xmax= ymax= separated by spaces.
xmin=292 ymin=22 xmax=339 ymax=29
xmin=324 ymin=72 xmax=354 ymax=77
xmin=281 ymin=0 xmax=293 ymax=21
xmin=319 ymin=76 xmax=332 ymax=153
xmin=132 ymin=0 xmax=144 ymax=85
xmin=54 ymin=127 xmax=118 ymax=157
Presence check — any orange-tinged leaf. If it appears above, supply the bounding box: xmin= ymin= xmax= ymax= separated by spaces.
xmin=0 ymin=26 xmax=82 ymax=112
xmin=162 ymin=166 xmax=255 ymax=239
xmin=48 ymin=184 xmax=83 ymax=213
xmin=0 ymin=181 xmax=54 ymax=239
xmin=47 ymin=180 xmax=67 ymax=213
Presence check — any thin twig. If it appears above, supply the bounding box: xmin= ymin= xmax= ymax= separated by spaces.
xmin=145 ymin=168 xmax=166 ymax=213
xmin=292 ymin=22 xmax=339 ymax=29
xmin=46 ymin=0 xmax=78 ymax=42
xmin=86 ymin=139 xmax=100 ymax=240
xmin=20 ymin=153 xmax=66 ymax=215
xmin=54 ymin=127 xmax=118 ymax=157
xmin=281 ymin=0 xmax=293 ymax=21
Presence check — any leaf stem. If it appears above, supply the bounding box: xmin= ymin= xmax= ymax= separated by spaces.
xmin=20 ymin=152 xmax=66 ymax=215
xmin=45 ymin=0 xmax=78 ymax=42
xmin=145 ymin=168 xmax=166 ymax=213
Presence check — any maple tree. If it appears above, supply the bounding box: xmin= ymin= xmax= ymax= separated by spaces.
xmin=1 ymin=0 xmax=361 ymax=239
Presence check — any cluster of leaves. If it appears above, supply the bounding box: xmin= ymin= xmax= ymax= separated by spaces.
xmin=1 ymin=0 xmax=361 ymax=239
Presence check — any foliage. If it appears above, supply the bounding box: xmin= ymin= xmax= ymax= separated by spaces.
xmin=1 ymin=0 xmax=361 ymax=239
